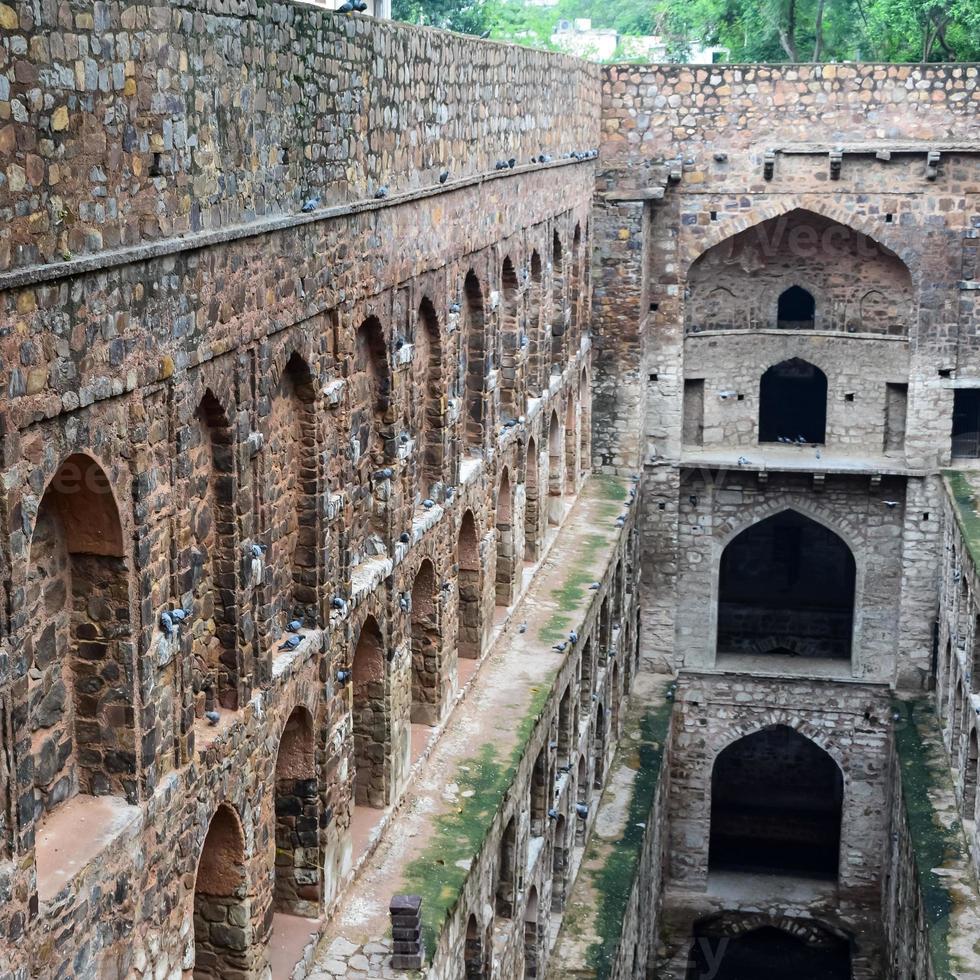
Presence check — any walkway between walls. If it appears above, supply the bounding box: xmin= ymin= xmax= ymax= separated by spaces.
xmin=298 ymin=476 xmax=629 ymax=979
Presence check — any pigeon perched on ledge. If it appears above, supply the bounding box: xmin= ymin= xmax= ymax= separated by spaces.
xmin=205 ymin=710 xmax=220 ymax=726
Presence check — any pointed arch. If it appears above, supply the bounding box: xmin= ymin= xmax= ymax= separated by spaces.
xmin=189 ymin=389 xmax=240 ymax=712
xmin=523 ymin=885 xmax=541 ymax=978
xmin=528 ymin=250 xmax=545 ymax=396
xmin=463 ymin=271 xmax=487 ymax=455
xmin=26 ymin=453 xmax=135 ymax=819
xmin=500 ymin=257 xmax=521 ymax=421
xmin=194 ymin=803 xmax=253 ymax=976
xmin=495 ymin=467 xmax=516 ymax=607
xmin=578 ymin=367 xmax=590 ymax=476
xmin=570 ymin=222 xmax=583 ymax=348
xmin=416 ymin=298 xmax=444 ymax=500
xmin=274 ymin=706 xmax=320 ymax=915
xmin=547 ymin=409 xmax=562 ymax=526
xmin=758 ymin=358 xmax=827 ymax=445
xmin=457 ymin=511 xmax=483 ymax=659
xmin=269 ymin=352 xmax=318 ymax=628
xmin=496 ymin=815 xmax=517 ymax=918
xmin=550 ymin=232 xmax=565 ymax=376
xmin=410 ymin=559 xmax=441 ymax=725
xmin=351 ymin=616 xmax=388 ymax=808
xmin=464 ymin=914 xmax=487 ymax=979
xmin=524 ymin=436 xmax=540 ymax=563
xmin=710 ymin=725 xmax=843 ymax=879
xmin=777 ymin=285 xmax=816 ymax=328
xmin=718 ymin=509 xmax=855 ymax=662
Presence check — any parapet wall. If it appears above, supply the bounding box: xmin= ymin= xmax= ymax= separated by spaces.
xmin=0 ymin=0 xmax=600 ymax=273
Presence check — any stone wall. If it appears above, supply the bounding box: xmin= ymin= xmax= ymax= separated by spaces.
xmin=0 ymin=3 xmax=601 ymax=976
xmin=0 ymin=0 xmax=599 ymax=274
xmin=594 ymin=63 xmax=978 ymax=696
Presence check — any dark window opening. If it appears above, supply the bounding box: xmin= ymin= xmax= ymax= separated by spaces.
xmin=758 ymin=358 xmax=827 ymax=444
xmin=777 ymin=286 xmax=816 ymax=329
xmin=952 ymin=389 xmax=980 ymax=459
xmin=688 ymin=924 xmax=851 ymax=980
xmin=709 ymin=726 xmax=843 ymax=879
xmin=718 ymin=510 xmax=855 ymax=661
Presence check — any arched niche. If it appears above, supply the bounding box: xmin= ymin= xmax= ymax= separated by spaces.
xmin=717 ymin=510 xmax=856 ymax=662
xmin=758 ymin=358 xmax=827 ymax=444
xmin=709 ymin=725 xmax=843 ymax=880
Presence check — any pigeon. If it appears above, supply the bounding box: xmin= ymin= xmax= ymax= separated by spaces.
xmin=445 ymin=486 xmax=455 ymax=499
xmin=337 ymin=669 xmax=352 ymax=684
xmin=504 ymin=418 xmax=518 ymax=427
xmin=615 ymin=516 xmax=626 ymax=526
xmin=250 ymin=543 xmax=266 ymax=558
xmin=589 ymin=582 xmax=600 ymax=590
xmin=449 ymin=302 xmax=461 ymax=314
xmin=575 ymin=803 xmax=589 ymax=818
xmin=374 ymin=467 xmax=393 ymax=480
xmin=495 ymin=161 xmax=508 ymax=170
xmin=423 ymin=498 xmax=435 ymax=509
xmin=883 ymin=500 xmax=899 ymax=508
xmin=331 ymin=596 xmax=347 ymax=609
xmin=287 ymin=618 xmax=303 ymax=633
xmin=796 ymin=435 xmax=807 ymax=444
xmin=399 ymin=593 xmax=410 ymax=612
xmin=160 ymin=611 xmax=174 ymax=637
xmin=374 ymin=186 xmax=388 ymax=199
xmin=337 ymin=0 xmax=354 ymax=10
xmin=439 ymin=171 xmax=449 ymax=184
xmin=815 ymin=449 xmax=822 ymax=459
xmin=553 ymin=641 xmax=567 ymax=652
xmin=301 ymin=196 xmax=320 ymax=212
xmin=280 ymin=635 xmax=302 ymax=651
xmin=441 ymin=581 xmax=452 ymax=591
xmin=399 ymin=532 xmax=410 ymax=544
xmin=205 ymin=710 xmax=220 ymax=726
xmin=737 ymin=456 xmax=751 ymax=466
xmin=479 ymin=29 xmax=490 ymax=38
xmin=542 ymin=154 xmax=552 ymax=162
xmin=354 ymin=0 xmax=367 ymax=9
xmin=548 ymin=808 xmax=559 ymax=819
xmin=507 ymin=158 xmax=515 ymax=168
xmin=518 ymin=623 xmax=527 ymax=634
xmin=171 ymin=608 xmax=187 ymax=622
xmin=569 ymin=630 xmax=578 ymax=644
xmin=548 ymin=741 xmax=558 ymax=750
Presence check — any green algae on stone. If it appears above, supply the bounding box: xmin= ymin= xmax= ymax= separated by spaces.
xmin=399 ymin=676 xmax=555 ymax=954
xmin=538 ymin=533 xmax=612 ymax=644
xmin=583 ymin=700 xmax=674 ymax=979
xmin=893 ymin=696 xmax=966 ymax=980
xmin=944 ymin=470 xmax=980 ymax=570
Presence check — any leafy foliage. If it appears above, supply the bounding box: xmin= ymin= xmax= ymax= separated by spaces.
xmin=392 ymin=0 xmax=980 ymax=63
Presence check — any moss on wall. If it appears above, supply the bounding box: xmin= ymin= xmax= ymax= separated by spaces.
xmin=583 ymin=696 xmax=673 ymax=978
xmin=399 ymin=678 xmax=554 ymax=953
xmin=944 ymin=470 xmax=980 ymax=570
xmin=893 ymin=696 xmax=967 ymax=980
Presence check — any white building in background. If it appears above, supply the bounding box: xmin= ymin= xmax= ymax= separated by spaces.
xmin=550 ymin=20 xmax=728 ymax=63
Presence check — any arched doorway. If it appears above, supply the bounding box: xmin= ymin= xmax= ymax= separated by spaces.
xmin=26 ymin=454 xmax=135 ymax=817
xmin=495 ymin=468 xmax=515 ymax=606
xmin=415 ymin=298 xmax=444 ymax=500
xmin=709 ymin=726 xmax=843 ymax=879
xmin=777 ymin=286 xmax=816 ymax=328
xmin=464 ymin=914 xmax=487 ymax=979
xmin=758 ymin=358 xmax=827 ymax=444
xmin=593 ymin=704 xmax=606 ymax=789
xmin=189 ymin=390 xmax=239 ymax=714
xmin=687 ymin=924 xmax=851 ymax=980
xmin=717 ymin=510 xmax=855 ymax=661
xmin=194 ymin=804 xmax=252 ymax=978
xmin=523 ymin=886 xmax=540 ymax=978
xmin=463 ymin=271 xmax=487 ymax=455
xmin=550 ymin=232 xmax=565 ymax=376
xmin=551 ymin=814 xmax=568 ymax=912
xmin=457 ymin=511 xmax=483 ymax=659
xmin=575 ymin=755 xmax=589 ymax=845
xmin=524 ymin=437 xmax=540 ymax=563
xmin=351 ymin=617 xmax=387 ymax=808
xmin=410 ymin=559 xmax=440 ymax=725
xmin=547 ymin=410 xmax=562 ymax=525
xmin=268 ymin=352 xmax=318 ymax=626
xmin=500 ymin=257 xmax=520 ymax=420
xmin=496 ymin=815 xmax=517 ymax=918
xmin=273 ymin=706 xmax=319 ymax=916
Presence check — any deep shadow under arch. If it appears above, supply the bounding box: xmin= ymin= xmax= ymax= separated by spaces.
xmin=710 ymin=725 xmax=843 ymax=879
xmin=718 ymin=510 xmax=855 ymax=661
xmin=688 ymin=924 xmax=851 ymax=980
xmin=758 ymin=358 xmax=827 ymax=444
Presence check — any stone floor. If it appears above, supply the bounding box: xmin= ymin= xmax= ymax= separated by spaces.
xmin=300 ymin=477 xmax=627 ymax=979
